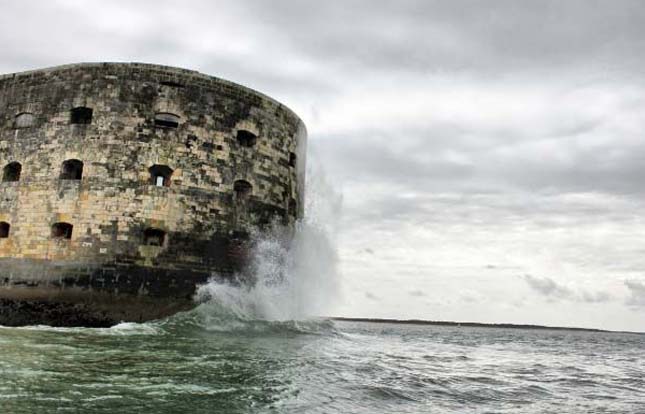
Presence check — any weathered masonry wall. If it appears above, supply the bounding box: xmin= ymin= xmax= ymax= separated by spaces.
xmin=0 ymin=63 xmax=306 ymax=286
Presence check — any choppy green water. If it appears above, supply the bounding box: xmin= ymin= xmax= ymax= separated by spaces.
xmin=1 ymin=307 xmax=644 ymax=414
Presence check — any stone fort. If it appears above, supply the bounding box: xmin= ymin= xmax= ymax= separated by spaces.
xmin=0 ymin=63 xmax=306 ymax=326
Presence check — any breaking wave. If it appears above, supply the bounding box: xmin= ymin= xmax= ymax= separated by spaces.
xmin=187 ymin=160 xmax=342 ymax=330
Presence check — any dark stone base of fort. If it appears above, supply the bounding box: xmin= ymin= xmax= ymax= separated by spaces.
xmin=0 ymin=297 xmax=193 ymax=328
xmin=0 ymin=230 xmax=251 ymax=327
xmin=0 ymin=227 xmax=254 ymax=326
xmin=0 ymin=264 xmax=224 ymax=327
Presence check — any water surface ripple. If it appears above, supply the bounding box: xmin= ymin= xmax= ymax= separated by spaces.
xmin=0 ymin=317 xmax=643 ymax=413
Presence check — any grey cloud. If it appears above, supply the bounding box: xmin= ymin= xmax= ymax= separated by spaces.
xmin=521 ymin=275 xmax=573 ymax=300
xmin=313 ymin=95 xmax=645 ymax=199
xmin=625 ymin=280 xmax=645 ymax=308
xmin=364 ymin=291 xmax=380 ymax=301
xmin=461 ymin=294 xmax=481 ymax=304
xmin=521 ymin=275 xmax=614 ymax=304
xmin=5 ymin=0 xmax=639 ymax=85
xmin=243 ymin=0 xmax=645 ymax=75
xmin=340 ymin=189 xmax=642 ymax=235
xmin=409 ymin=290 xmax=426 ymax=297
xmin=3 ymin=0 xmax=645 ymax=88
xmin=256 ymin=0 xmax=645 ymax=76
xmin=580 ymin=290 xmax=612 ymax=304
xmin=311 ymin=130 xmax=477 ymax=191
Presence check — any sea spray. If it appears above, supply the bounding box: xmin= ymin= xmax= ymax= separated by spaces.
xmin=194 ymin=160 xmax=342 ymax=323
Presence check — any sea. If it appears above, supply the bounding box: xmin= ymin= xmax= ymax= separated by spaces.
xmin=0 ymin=314 xmax=643 ymax=413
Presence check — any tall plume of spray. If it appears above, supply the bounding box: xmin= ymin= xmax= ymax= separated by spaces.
xmin=194 ymin=157 xmax=342 ymax=322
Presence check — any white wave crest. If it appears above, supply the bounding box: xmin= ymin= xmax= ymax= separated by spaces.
xmin=195 ymin=160 xmax=342 ymax=322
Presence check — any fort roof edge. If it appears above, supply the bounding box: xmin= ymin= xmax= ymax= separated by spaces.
xmin=0 ymin=61 xmax=306 ymax=133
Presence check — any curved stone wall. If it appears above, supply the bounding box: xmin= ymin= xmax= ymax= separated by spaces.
xmin=0 ymin=63 xmax=306 ymax=326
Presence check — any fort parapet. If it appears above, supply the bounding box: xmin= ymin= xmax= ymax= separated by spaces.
xmin=0 ymin=63 xmax=306 ymax=326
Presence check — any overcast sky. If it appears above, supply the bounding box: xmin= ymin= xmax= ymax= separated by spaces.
xmin=2 ymin=0 xmax=645 ymax=331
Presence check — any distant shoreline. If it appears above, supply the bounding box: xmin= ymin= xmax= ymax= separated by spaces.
xmin=330 ymin=317 xmax=644 ymax=335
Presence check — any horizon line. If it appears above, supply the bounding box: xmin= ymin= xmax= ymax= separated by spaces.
xmin=328 ymin=316 xmax=645 ymax=336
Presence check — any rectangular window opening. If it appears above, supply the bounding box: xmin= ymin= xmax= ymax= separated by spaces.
xmin=154 ymin=119 xmax=179 ymax=129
